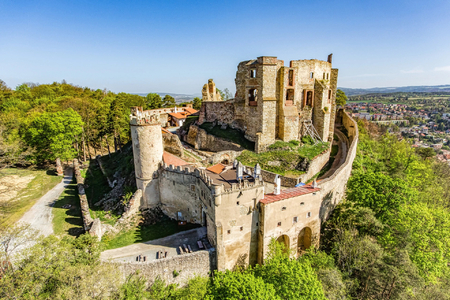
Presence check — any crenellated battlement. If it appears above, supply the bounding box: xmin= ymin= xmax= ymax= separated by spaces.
xmin=130 ymin=106 xmax=161 ymax=125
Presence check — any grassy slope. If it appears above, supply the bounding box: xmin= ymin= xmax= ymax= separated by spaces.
xmin=237 ymin=141 xmax=329 ymax=177
xmin=0 ymin=168 xmax=62 ymax=226
xmin=102 ymin=216 xmax=200 ymax=250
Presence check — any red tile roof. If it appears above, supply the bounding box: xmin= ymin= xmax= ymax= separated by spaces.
xmin=161 ymin=128 xmax=171 ymax=134
xmin=163 ymin=151 xmax=189 ymax=167
xmin=206 ymin=163 xmax=226 ymax=174
xmin=184 ymin=108 xmax=198 ymax=114
xmin=260 ymin=186 xmax=320 ymax=204
xmin=168 ymin=112 xmax=190 ymax=119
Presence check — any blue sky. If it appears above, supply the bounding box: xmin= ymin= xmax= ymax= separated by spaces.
xmin=1 ymin=0 xmax=449 ymax=94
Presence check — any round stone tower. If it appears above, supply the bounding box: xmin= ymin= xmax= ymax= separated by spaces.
xmin=129 ymin=107 xmax=163 ymax=208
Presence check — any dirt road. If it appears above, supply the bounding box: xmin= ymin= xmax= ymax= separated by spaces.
xmin=18 ymin=168 xmax=73 ymax=236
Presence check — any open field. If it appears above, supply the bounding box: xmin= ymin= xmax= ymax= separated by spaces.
xmin=0 ymin=168 xmax=62 ymax=226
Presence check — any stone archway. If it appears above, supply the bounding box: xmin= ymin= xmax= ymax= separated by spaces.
xmin=276 ymin=234 xmax=290 ymax=254
xmin=297 ymin=227 xmax=312 ymax=256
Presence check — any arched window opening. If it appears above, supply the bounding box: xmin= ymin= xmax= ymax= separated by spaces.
xmin=248 ymin=89 xmax=257 ymax=106
xmin=298 ymin=227 xmax=312 ymax=256
xmin=250 ymin=69 xmax=256 ymax=78
xmin=276 ymin=234 xmax=290 ymax=254
xmin=288 ymin=70 xmax=294 ymax=86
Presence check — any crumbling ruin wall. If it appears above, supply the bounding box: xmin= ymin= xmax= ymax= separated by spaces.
xmin=162 ymin=132 xmax=184 ymax=158
xmin=185 ymin=125 xmax=244 ymax=152
xmin=203 ymin=150 xmax=242 ymax=166
xmin=115 ymin=249 xmax=216 ymax=287
xmin=199 ymin=100 xmax=235 ymax=126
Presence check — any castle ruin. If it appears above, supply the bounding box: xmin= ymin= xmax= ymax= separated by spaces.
xmin=127 ymin=55 xmax=358 ymax=272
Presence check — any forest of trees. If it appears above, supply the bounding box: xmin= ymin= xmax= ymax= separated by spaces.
xmin=0 ymin=80 xmax=193 ymax=168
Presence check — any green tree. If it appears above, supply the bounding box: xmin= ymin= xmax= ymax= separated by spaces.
xmin=207 ymin=270 xmax=280 ymax=300
xmin=193 ymin=97 xmax=202 ymax=110
xmin=162 ymin=95 xmax=176 ymax=108
xmin=336 ymin=89 xmax=347 ymax=106
xmin=25 ymin=108 xmax=83 ymax=164
xmin=146 ymin=93 xmax=163 ymax=109
xmin=252 ymin=240 xmax=326 ymax=300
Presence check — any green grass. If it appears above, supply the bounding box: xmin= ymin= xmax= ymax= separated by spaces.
xmin=102 ymin=216 xmax=200 ymax=250
xmin=237 ymin=141 xmax=329 ymax=177
xmin=52 ymin=177 xmax=84 ymax=237
xmin=331 ymin=145 xmax=339 ymax=157
xmin=0 ymin=168 xmax=62 ymax=227
xmin=199 ymin=122 xmax=255 ymax=150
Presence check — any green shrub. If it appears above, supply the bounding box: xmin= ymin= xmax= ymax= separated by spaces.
xmin=302 ymin=135 xmax=314 ymax=145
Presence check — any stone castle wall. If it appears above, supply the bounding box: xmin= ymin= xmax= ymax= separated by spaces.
xmin=116 ymin=249 xmax=216 ymax=287
xmin=317 ymin=110 xmax=359 ymax=221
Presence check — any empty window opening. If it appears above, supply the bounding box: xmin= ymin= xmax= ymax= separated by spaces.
xmin=240 ymin=226 xmax=243 ymax=231
xmin=282 ymin=207 xmax=287 ymax=211
xmin=248 ymin=88 xmax=257 ymax=105
xmin=326 ymin=73 xmax=329 ymax=80
xmin=306 ymin=91 xmax=313 ymax=106
xmin=323 ymin=72 xmax=325 ymax=79
xmin=236 ymin=201 xmax=240 ymax=206
xmin=227 ymin=230 xmax=231 ymax=234
xmin=300 ymin=202 xmax=305 ymax=206
xmin=286 ymin=89 xmax=294 ymax=101
xmin=277 ymin=222 xmax=282 ymax=227
xmin=190 ymin=185 xmax=195 ymax=191
xmin=307 ymin=212 xmax=311 ymax=218
xmin=250 ymin=69 xmax=256 ymax=78
xmin=310 ymin=72 xmax=314 ymax=79
xmin=173 ymin=181 xmax=175 ymax=186
xmin=293 ymin=216 xmax=298 ymax=223
xmin=256 ymin=222 xmax=259 ymax=226
xmin=288 ymin=70 xmax=294 ymax=86
xmin=328 ymin=90 xmax=332 ymax=104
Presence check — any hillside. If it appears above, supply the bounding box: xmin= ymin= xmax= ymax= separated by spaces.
xmin=340 ymin=84 xmax=450 ymax=96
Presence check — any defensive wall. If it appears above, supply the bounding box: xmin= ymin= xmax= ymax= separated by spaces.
xmin=115 ymin=249 xmax=216 ymax=287
xmin=317 ymin=109 xmax=358 ymax=221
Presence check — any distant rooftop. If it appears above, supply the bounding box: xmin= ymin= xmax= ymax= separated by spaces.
xmin=260 ymin=186 xmax=320 ymax=204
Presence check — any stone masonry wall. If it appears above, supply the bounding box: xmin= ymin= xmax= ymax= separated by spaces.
xmin=116 ymin=249 xmax=216 ymax=287
xmin=162 ymin=132 xmax=184 ymax=158
xmin=317 ymin=110 xmax=358 ymax=222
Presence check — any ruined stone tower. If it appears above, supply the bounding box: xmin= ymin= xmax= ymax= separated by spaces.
xmin=130 ymin=107 xmax=163 ymax=208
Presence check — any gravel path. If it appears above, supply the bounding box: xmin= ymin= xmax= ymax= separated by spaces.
xmin=18 ymin=168 xmax=73 ymax=237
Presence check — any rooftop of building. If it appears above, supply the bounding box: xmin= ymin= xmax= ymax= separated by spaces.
xmin=204 ymin=163 xmax=255 ymax=189
xmin=260 ymin=186 xmax=320 ymax=204
xmin=163 ymin=151 xmax=189 ymax=167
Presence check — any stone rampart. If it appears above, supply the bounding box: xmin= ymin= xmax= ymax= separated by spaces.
xmin=317 ymin=110 xmax=358 ymax=221
xmin=115 ymin=249 xmax=216 ymax=286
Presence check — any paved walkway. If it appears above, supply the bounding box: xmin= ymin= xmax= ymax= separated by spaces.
xmin=319 ymin=129 xmax=348 ymax=180
xmin=19 ymin=167 xmax=73 ymax=237
xmin=101 ymin=227 xmax=208 ymax=263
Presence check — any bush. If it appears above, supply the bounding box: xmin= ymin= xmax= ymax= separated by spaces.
xmin=301 ymin=135 xmax=314 ymax=145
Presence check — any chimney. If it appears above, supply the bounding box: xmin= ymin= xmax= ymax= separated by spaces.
xmin=236 ymin=161 xmax=243 ymax=181
xmin=327 ymin=53 xmax=333 ymax=64
xmin=274 ymin=175 xmax=281 ymax=195
xmin=312 ymin=179 xmax=318 ymax=188
xmin=233 ymin=159 xmax=238 ymax=169
xmin=253 ymin=163 xmax=261 ymax=178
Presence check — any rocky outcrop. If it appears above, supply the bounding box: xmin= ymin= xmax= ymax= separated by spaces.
xmin=185 ymin=125 xmax=244 ymax=152
xmin=163 ymin=132 xmax=184 ymax=158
